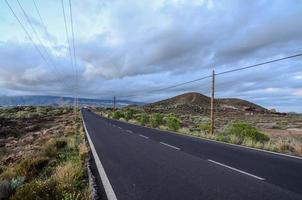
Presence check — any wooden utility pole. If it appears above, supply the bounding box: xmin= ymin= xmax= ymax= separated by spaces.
xmin=210 ymin=70 xmax=215 ymax=134
xmin=113 ymin=96 xmax=116 ymax=110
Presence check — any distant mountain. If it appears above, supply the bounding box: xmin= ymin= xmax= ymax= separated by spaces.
xmin=143 ymin=92 xmax=269 ymax=115
xmin=0 ymin=95 xmax=144 ymax=107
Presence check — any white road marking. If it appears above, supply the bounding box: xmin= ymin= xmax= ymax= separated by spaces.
xmin=139 ymin=134 xmax=149 ymax=139
xmin=118 ymin=127 xmax=122 ymax=129
xmin=81 ymin=113 xmax=118 ymax=200
xmin=160 ymin=142 xmax=180 ymax=150
xmin=208 ymin=159 xmax=265 ymax=181
xmin=126 ymin=130 xmax=133 ymax=133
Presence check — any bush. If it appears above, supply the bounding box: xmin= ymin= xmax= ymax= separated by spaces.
xmin=112 ymin=111 xmax=124 ymax=120
xmin=43 ymin=140 xmax=58 ymax=158
xmin=166 ymin=114 xmax=181 ymax=132
xmin=150 ymin=113 xmax=164 ymax=128
xmin=199 ymin=122 xmax=211 ymax=134
xmin=43 ymin=138 xmax=67 ymax=158
xmin=53 ymin=161 xmax=84 ymax=193
xmin=124 ymin=109 xmax=135 ymax=121
xmin=139 ymin=113 xmax=149 ymax=126
xmin=10 ymin=177 xmax=25 ymax=190
xmin=11 ymin=179 xmax=61 ymax=200
xmin=224 ymin=121 xmax=269 ymax=142
xmin=17 ymin=157 xmax=49 ymax=179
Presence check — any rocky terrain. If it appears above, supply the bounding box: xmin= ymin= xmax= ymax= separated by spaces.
xmin=0 ymin=107 xmax=90 ymax=200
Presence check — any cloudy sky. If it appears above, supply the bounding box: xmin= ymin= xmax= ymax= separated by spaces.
xmin=0 ymin=0 xmax=302 ymax=112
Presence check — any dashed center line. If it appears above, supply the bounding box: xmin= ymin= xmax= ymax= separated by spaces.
xmin=208 ymin=159 xmax=265 ymax=181
xmin=160 ymin=142 xmax=180 ymax=150
xmin=118 ymin=127 xmax=122 ymax=129
xmin=139 ymin=134 xmax=149 ymax=139
xmin=126 ymin=130 xmax=133 ymax=133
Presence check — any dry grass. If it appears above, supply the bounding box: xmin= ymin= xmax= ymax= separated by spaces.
xmin=53 ymin=161 xmax=82 ymax=191
xmin=0 ymin=107 xmax=90 ymax=199
xmin=79 ymin=142 xmax=89 ymax=162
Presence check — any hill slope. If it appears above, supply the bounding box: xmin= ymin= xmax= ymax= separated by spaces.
xmin=144 ymin=92 xmax=268 ymax=115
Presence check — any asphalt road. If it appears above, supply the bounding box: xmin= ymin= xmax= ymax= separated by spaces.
xmin=82 ymin=109 xmax=302 ymax=200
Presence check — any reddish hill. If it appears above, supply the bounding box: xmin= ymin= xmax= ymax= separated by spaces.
xmin=143 ymin=92 xmax=268 ymax=115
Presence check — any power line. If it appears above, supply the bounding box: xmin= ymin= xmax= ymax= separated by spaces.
xmin=14 ymin=0 xmax=72 ymax=90
xmin=32 ymin=0 xmax=45 ymax=27
xmin=4 ymin=0 xmax=60 ymax=84
xmin=68 ymin=0 xmax=77 ymax=76
xmin=118 ymin=53 xmax=302 ymax=99
xmin=68 ymin=0 xmax=79 ymax=108
xmin=216 ymin=53 xmax=302 ymax=76
xmin=61 ymin=0 xmax=75 ymax=84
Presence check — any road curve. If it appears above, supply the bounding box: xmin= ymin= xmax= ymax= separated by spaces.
xmin=82 ymin=109 xmax=302 ymax=200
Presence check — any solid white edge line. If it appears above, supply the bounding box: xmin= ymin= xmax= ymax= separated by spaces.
xmin=103 ymin=115 xmax=302 ymax=160
xmin=82 ymin=112 xmax=118 ymax=200
xmin=160 ymin=142 xmax=180 ymax=150
xmin=139 ymin=134 xmax=149 ymax=139
xmin=208 ymin=159 xmax=265 ymax=181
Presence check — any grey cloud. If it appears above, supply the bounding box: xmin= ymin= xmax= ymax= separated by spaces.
xmin=0 ymin=41 xmax=78 ymax=95
xmin=78 ymin=0 xmax=302 ymax=80
xmin=1 ymin=0 xmax=302 ymax=112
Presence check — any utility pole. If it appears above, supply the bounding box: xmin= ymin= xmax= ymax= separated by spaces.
xmin=113 ymin=96 xmax=116 ymax=110
xmin=210 ymin=70 xmax=215 ymax=134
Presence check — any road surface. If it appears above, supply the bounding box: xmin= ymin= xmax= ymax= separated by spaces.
xmin=82 ymin=109 xmax=302 ymax=200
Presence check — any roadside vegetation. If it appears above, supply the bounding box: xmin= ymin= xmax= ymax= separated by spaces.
xmin=95 ymin=107 xmax=302 ymax=157
xmin=0 ymin=107 xmax=90 ymax=200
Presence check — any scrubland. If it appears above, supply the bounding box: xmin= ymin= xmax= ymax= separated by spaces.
xmin=0 ymin=107 xmax=90 ymax=200
xmin=94 ymin=107 xmax=302 ymax=157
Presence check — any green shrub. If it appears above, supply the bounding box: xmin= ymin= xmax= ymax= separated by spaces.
xmin=10 ymin=177 xmax=25 ymax=190
xmin=124 ymin=109 xmax=135 ymax=121
xmin=166 ymin=114 xmax=181 ymax=132
xmin=224 ymin=121 xmax=269 ymax=142
xmin=62 ymin=192 xmax=81 ymax=200
xmin=150 ymin=113 xmax=164 ymax=128
xmin=36 ymin=107 xmax=48 ymax=116
xmin=11 ymin=179 xmax=61 ymax=200
xmin=199 ymin=122 xmax=211 ymax=134
xmin=216 ymin=134 xmax=228 ymax=142
xmin=139 ymin=113 xmax=149 ymax=126
xmin=17 ymin=157 xmax=49 ymax=179
xmin=53 ymin=161 xmax=84 ymax=193
xmin=42 ymin=139 xmax=58 ymax=157
xmin=229 ymin=134 xmax=242 ymax=144
xmin=112 ymin=111 xmax=124 ymax=120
